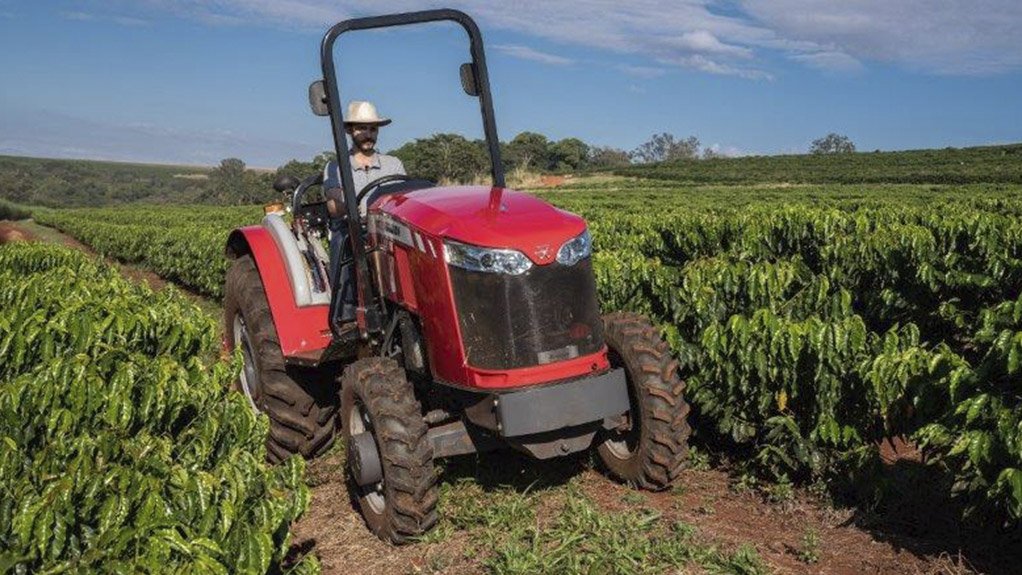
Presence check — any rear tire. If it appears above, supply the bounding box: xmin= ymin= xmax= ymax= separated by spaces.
xmin=224 ymin=254 xmax=339 ymax=463
xmin=341 ymin=358 xmax=437 ymax=544
xmin=597 ymin=312 xmax=690 ymax=490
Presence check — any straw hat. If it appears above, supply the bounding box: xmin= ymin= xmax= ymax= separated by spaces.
xmin=344 ymin=100 xmax=391 ymax=126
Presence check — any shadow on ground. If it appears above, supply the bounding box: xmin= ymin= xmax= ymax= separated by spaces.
xmin=837 ymin=440 xmax=1022 ymax=575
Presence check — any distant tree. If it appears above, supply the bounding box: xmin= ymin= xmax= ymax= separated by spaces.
xmin=809 ymin=133 xmax=856 ymax=154
xmin=312 ymin=151 xmax=336 ymax=172
xmin=275 ymin=159 xmax=317 ymax=181
xmin=630 ymin=133 xmax=701 ymax=164
xmin=588 ymin=146 xmax=632 ymax=169
xmin=209 ymin=158 xmax=247 ymax=204
xmin=549 ymin=138 xmax=590 ymax=172
xmin=702 ymin=146 xmax=731 ymax=159
xmin=392 ymin=133 xmax=489 ymax=183
xmin=504 ymin=132 xmax=551 ymax=172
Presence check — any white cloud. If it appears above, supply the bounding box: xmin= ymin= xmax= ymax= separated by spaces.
xmin=791 ymin=51 xmax=863 ymax=73
xmin=741 ymin=0 xmax=1022 ymax=75
xmin=658 ymin=54 xmax=772 ymax=80
xmin=96 ymin=0 xmax=1022 ymax=76
xmin=60 ymin=10 xmax=149 ymax=26
xmin=60 ymin=11 xmax=96 ymax=21
xmin=494 ymin=44 xmax=573 ymax=66
xmin=671 ymin=30 xmax=753 ymax=59
xmin=0 ymin=107 xmax=318 ymax=167
xmin=616 ymin=65 xmax=668 ymax=79
xmin=112 ymin=16 xmax=149 ymax=27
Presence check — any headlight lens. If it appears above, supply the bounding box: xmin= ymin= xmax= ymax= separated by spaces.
xmin=444 ymin=239 xmax=533 ymax=275
xmin=556 ymin=229 xmax=591 ymax=266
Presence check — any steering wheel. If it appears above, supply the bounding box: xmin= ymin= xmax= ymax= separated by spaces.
xmin=355 ymin=174 xmax=423 ymax=207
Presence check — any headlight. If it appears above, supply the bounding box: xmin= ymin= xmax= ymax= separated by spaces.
xmin=444 ymin=239 xmax=533 ymax=275
xmin=556 ymin=229 xmax=591 ymax=266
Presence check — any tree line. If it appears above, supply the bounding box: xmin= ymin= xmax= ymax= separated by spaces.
xmin=0 ymin=131 xmax=860 ymax=208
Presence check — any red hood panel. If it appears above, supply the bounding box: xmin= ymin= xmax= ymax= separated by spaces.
xmin=373 ymin=186 xmax=586 ymax=265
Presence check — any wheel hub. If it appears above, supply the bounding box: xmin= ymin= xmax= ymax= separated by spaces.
xmin=349 ymin=431 xmax=383 ymax=487
xmin=349 ymin=401 xmax=386 ymax=514
xmin=233 ymin=313 xmax=260 ymax=411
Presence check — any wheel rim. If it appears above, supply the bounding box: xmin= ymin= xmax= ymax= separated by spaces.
xmin=603 ymin=349 xmax=640 ymax=460
xmin=233 ymin=313 xmax=261 ymax=411
xmin=603 ymin=412 xmax=640 ymax=460
xmin=349 ymin=400 xmax=386 ymax=515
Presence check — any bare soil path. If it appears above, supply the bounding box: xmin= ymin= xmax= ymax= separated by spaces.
xmin=10 ymin=218 xmax=1018 ymax=575
xmin=4 ymin=219 xmax=220 ymax=316
xmin=292 ymin=445 xmax=1016 ymax=575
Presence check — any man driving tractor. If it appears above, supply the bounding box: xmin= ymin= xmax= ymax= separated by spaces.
xmin=322 ymin=100 xmax=406 ymax=322
xmin=224 ymin=9 xmax=689 ymax=544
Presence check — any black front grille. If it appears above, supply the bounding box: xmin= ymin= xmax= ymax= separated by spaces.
xmin=450 ymin=258 xmax=604 ymax=370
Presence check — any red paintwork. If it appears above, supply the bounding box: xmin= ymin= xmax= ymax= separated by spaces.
xmin=466 ymin=349 xmax=611 ymax=389
xmin=227 ymin=226 xmax=332 ymax=357
xmin=375 ymin=186 xmax=586 ymax=264
xmin=369 ymin=186 xmax=609 ymax=389
xmin=227 ymin=185 xmax=605 ymax=389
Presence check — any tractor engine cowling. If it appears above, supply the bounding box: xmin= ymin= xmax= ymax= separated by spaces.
xmin=370 ymin=185 xmax=611 ymax=389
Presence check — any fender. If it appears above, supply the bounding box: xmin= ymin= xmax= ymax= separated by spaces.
xmin=226 ymin=225 xmax=332 ymax=362
xmin=262 ymin=214 xmax=331 ymax=307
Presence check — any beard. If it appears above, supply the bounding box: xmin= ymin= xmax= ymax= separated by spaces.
xmin=353 ymin=134 xmax=376 ymax=154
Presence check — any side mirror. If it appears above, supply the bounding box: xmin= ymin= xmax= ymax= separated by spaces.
xmin=273 ymin=174 xmax=301 ymax=193
xmin=308 ymin=80 xmax=330 ymax=116
xmin=459 ymin=62 xmax=478 ymax=97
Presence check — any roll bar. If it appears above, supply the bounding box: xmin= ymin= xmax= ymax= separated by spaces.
xmin=318 ymin=9 xmax=505 ymax=339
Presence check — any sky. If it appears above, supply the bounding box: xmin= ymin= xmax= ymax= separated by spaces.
xmin=1 ymin=0 xmax=1021 ymax=168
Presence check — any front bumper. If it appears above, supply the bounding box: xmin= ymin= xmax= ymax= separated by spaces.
xmin=465 ymin=368 xmax=629 ymax=437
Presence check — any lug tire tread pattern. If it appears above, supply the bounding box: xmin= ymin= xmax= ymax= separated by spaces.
xmin=597 ymin=311 xmax=691 ymax=490
xmin=341 ymin=357 xmax=438 ymax=544
xmin=224 ymin=255 xmax=339 ymax=463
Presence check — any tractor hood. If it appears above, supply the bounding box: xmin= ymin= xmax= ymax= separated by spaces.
xmin=373 ymin=185 xmax=586 ymax=265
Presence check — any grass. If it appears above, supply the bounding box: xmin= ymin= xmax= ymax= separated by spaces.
xmin=480 ymin=486 xmax=769 ymax=575
xmin=418 ymin=455 xmax=774 ymax=574
xmin=796 ymin=527 xmax=821 ymax=564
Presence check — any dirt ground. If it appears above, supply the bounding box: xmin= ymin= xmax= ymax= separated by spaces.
xmin=13 ymin=219 xmax=1021 ymax=575
xmin=0 ymin=221 xmax=34 ymax=244
xmin=3 ymin=219 xmax=218 ymax=314
xmin=290 ymin=444 xmax=1021 ymax=575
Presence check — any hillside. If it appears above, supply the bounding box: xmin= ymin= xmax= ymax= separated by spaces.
xmin=616 ymin=143 xmax=1022 ymax=185
xmin=3 ymin=143 xmax=1021 ymax=210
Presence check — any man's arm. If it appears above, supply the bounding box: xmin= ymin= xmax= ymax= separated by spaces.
xmin=325 ymin=188 xmax=345 ymax=218
xmin=323 ymin=161 xmax=345 ymax=218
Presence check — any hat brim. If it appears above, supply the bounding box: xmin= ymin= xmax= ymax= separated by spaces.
xmin=344 ymin=118 xmax=391 ymax=127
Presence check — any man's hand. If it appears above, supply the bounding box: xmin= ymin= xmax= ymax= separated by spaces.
xmin=325 ymin=188 xmax=345 ymax=218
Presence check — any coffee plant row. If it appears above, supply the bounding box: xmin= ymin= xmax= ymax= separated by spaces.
xmin=0 ymin=242 xmax=318 ymax=574
xmin=614 ymin=143 xmax=1022 ymax=185
xmin=35 ymin=206 xmax=260 ymax=299
xmin=34 ymin=183 xmax=1022 ymax=524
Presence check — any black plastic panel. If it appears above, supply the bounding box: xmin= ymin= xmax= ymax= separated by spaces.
xmin=496 ymin=368 xmax=627 ymax=437
xmin=450 ymin=258 xmax=604 ymax=370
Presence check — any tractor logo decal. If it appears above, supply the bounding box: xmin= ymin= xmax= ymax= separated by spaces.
xmin=373 ymin=214 xmax=436 ymax=259
xmin=376 ymin=215 xmax=414 ymax=248
xmin=534 ymin=244 xmax=552 ymax=261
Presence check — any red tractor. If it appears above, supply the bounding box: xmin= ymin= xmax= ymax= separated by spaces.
xmin=223 ymin=9 xmax=690 ymax=543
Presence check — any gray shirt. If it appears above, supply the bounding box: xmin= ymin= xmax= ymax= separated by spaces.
xmin=322 ymin=152 xmax=406 ymax=217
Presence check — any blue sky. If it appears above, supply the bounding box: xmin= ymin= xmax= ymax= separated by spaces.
xmin=1 ymin=1 xmax=1020 ymax=168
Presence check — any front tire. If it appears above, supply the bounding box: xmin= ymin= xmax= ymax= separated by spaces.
xmin=597 ymin=312 xmax=691 ymax=490
xmin=224 ymin=254 xmax=339 ymax=463
xmin=341 ymin=358 xmax=438 ymax=544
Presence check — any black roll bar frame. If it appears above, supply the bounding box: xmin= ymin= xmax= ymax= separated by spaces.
xmin=319 ymin=8 xmax=505 ymax=340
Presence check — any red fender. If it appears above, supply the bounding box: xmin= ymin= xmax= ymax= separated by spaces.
xmin=226 ymin=226 xmax=332 ymax=362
